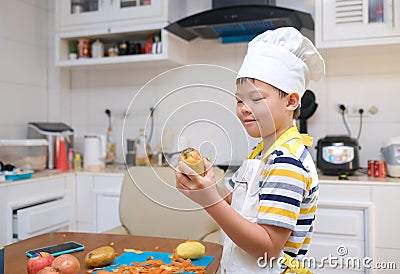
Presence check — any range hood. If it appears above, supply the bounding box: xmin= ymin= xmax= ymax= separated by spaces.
xmin=165 ymin=1 xmax=314 ymax=44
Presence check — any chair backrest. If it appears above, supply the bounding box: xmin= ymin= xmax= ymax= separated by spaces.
xmin=119 ymin=166 xmax=225 ymax=240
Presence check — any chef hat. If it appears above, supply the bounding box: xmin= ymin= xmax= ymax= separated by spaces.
xmin=237 ymin=27 xmax=325 ymax=97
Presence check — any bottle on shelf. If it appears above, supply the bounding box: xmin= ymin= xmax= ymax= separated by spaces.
xmin=68 ymin=148 xmax=74 ymax=170
xmin=74 ymin=153 xmax=82 ymax=172
xmin=91 ymin=39 xmax=104 ymax=58
xmin=152 ymin=33 xmax=162 ymax=54
xmin=135 ymin=128 xmax=151 ymax=166
xmin=144 ymin=34 xmax=153 ymax=54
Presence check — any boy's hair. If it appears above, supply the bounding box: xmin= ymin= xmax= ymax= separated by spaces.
xmin=236 ymin=77 xmax=301 ymax=119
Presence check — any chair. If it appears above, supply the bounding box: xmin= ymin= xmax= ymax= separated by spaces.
xmin=106 ymin=166 xmax=225 ymax=243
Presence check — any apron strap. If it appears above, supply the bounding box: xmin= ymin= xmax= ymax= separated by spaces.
xmin=281 ymin=253 xmax=313 ymax=274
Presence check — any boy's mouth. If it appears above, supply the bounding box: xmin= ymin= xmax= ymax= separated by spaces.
xmin=243 ymin=118 xmax=257 ymax=126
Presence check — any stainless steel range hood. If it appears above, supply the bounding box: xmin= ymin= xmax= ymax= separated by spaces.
xmin=165 ymin=1 xmax=314 ymax=44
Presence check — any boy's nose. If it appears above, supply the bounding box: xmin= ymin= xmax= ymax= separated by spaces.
xmin=240 ymin=103 xmax=252 ymax=114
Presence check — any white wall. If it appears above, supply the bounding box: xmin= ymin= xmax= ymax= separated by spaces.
xmin=0 ymin=0 xmax=49 ymax=138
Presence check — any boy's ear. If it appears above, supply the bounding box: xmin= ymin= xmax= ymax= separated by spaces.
xmin=286 ymin=92 xmax=300 ymax=110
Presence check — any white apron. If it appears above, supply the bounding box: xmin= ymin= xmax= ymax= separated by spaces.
xmin=220 ymin=158 xmax=285 ymax=274
xmin=220 ymin=127 xmax=314 ymax=274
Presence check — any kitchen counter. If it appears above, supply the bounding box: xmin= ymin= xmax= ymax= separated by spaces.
xmin=318 ymin=173 xmax=400 ymax=185
xmin=0 ymin=165 xmax=126 ymax=187
xmin=2 ymin=165 xmax=400 ymax=187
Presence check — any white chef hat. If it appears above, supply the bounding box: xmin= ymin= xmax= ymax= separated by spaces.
xmin=237 ymin=27 xmax=325 ymax=97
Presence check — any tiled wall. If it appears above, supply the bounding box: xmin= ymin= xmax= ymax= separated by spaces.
xmin=0 ymin=0 xmax=49 ymax=138
xmin=66 ymin=39 xmax=400 ymax=167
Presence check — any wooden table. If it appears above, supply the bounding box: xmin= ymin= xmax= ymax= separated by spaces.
xmin=4 ymin=232 xmax=223 ymax=273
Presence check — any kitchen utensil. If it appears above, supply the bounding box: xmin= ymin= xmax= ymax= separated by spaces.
xmin=381 ymin=136 xmax=400 ymax=177
xmin=27 ymin=122 xmax=74 ymax=169
xmin=152 ymin=151 xmax=167 ymax=166
xmin=84 ymin=134 xmax=106 ymax=171
xmin=298 ymin=89 xmax=318 ymax=134
xmin=316 ymin=135 xmax=360 ymax=175
xmin=105 ymin=109 xmax=115 ymax=164
xmin=56 ymin=136 xmax=68 ymax=171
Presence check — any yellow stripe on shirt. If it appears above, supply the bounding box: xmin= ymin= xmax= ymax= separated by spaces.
xmin=299 ymin=206 xmax=317 ymax=214
xmin=259 ymin=206 xmax=299 ymax=220
xmin=285 ymin=241 xmax=303 ymax=249
xmin=268 ymin=169 xmax=308 ymax=186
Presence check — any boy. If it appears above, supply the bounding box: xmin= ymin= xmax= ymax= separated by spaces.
xmin=176 ymin=27 xmax=325 ymax=273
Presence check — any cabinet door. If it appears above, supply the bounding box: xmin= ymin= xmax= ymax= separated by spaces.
xmin=57 ymin=0 xmax=110 ymax=30
xmin=57 ymin=0 xmax=166 ymax=31
xmin=109 ymin=0 xmax=164 ymax=22
xmin=317 ymin=0 xmax=400 ymax=46
xmin=75 ymin=174 xmax=95 ymax=232
xmin=93 ymin=175 xmax=123 ymax=233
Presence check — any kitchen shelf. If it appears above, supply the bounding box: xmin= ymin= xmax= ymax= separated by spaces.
xmin=55 ymin=24 xmax=188 ymax=69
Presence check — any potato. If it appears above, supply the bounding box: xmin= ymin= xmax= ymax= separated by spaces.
xmin=85 ymin=246 xmax=116 ymax=267
xmin=176 ymin=241 xmax=205 ymax=260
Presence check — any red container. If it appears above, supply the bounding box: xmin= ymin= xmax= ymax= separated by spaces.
xmin=373 ymin=160 xmax=386 ymax=178
xmin=368 ymin=160 xmax=374 ymax=177
xmin=78 ymin=39 xmax=90 ymax=58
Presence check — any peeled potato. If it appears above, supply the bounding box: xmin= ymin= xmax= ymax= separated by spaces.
xmin=179 ymin=147 xmax=205 ymax=176
xmin=176 ymin=241 xmax=205 ymax=260
xmin=85 ymin=246 xmax=116 ymax=267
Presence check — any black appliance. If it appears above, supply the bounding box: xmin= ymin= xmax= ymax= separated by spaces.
xmin=298 ymin=89 xmax=318 ymax=134
xmin=165 ymin=0 xmax=314 ymax=43
xmin=316 ymin=135 xmax=360 ymax=176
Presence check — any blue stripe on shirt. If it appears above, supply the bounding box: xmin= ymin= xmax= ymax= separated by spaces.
xmin=296 ymin=218 xmax=314 ymax=226
xmin=273 ymin=156 xmax=308 ymax=172
xmin=259 ymin=194 xmax=301 ymax=207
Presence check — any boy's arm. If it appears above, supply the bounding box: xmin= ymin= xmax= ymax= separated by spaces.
xmin=217 ymin=185 xmax=232 ymax=204
xmin=205 ymin=199 xmax=291 ymax=260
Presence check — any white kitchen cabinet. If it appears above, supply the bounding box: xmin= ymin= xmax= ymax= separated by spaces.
xmin=56 ymin=0 xmax=182 ymax=32
xmin=55 ymin=25 xmax=187 ymax=68
xmin=307 ymin=184 xmax=373 ymax=273
xmin=0 ymin=174 xmax=75 ymax=245
xmin=315 ymin=0 xmax=400 ymax=48
xmin=55 ymin=0 xmax=188 ymax=68
xmin=371 ymin=185 xmax=400 ymax=249
xmin=75 ymin=173 xmax=123 ymax=233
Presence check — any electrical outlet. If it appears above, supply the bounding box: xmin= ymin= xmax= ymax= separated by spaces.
xmin=347 ymin=104 xmax=369 ymax=117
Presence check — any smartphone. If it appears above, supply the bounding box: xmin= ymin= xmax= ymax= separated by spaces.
xmin=26 ymin=241 xmax=84 ymax=258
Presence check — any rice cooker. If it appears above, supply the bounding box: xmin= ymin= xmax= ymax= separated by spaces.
xmin=381 ymin=137 xmax=400 ymax=177
xmin=316 ymin=135 xmax=360 ymax=175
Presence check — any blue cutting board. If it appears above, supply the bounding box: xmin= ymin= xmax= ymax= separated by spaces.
xmin=96 ymin=251 xmax=214 ymax=273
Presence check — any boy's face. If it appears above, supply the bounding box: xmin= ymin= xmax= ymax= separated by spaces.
xmin=235 ymin=79 xmax=290 ymax=139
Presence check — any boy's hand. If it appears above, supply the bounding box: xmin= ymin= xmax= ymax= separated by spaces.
xmin=175 ymin=158 xmax=223 ymax=208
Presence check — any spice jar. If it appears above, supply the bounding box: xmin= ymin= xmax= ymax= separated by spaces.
xmin=118 ymin=40 xmax=130 ymax=55
xmin=108 ymin=45 xmax=118 ymax=57
xmin=78 ymin=39 xmax=90 ymax=58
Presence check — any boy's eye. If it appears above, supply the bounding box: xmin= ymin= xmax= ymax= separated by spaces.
xmin=252 ymin=97 xmax=264 ymax=102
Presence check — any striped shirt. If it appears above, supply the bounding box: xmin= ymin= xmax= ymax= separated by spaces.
xmin=227 ymin=137 xmax=319 ymax=258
